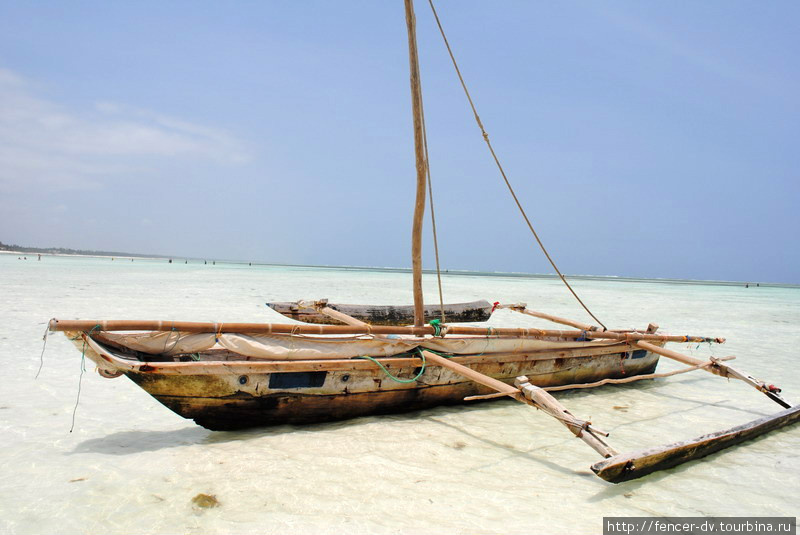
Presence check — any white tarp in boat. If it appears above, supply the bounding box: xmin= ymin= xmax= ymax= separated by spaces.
xmin=96 ymin=331 xmax=611 ymax=360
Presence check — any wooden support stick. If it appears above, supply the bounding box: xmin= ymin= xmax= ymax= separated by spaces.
xmin=502 ymin=305 xmax=598 ymax=331
xmin=464 ymin=356 xmax=737 ymax=399
xmin=421 ymin=350 xmax=520 ymax=399
xmin=464 ymin=391 xmax=515 ymax=401
xmin=502 ymin=304 xmax=788 ymax=407
xmin=421 ymin=350 xmax=616 ymax=458
xmin=499 ymin=306 xmax=723 ymax=345
xmin=298 ymin=299 xmax=372 ymax=328
xmin=542 ymin=356 xmax=736 ymax=392
xmin=635 ymin=340 xmax=792 ymax=408
xmin=515 ymin=376 xmax=616 ymax=456
xmin=318 ymin=307 xmax=370 ymax=328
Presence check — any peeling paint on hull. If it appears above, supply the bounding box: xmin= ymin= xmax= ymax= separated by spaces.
xmin=125 ymin=352 xmax=660 ymax=430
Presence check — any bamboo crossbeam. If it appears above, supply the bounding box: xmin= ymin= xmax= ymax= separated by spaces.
xmin=636 ymin=340 xmax=792 ymax=408
xmin=296 ymin=300 xmax=371 ymax=328
xmin=499 ymin=305 xmax=724 ymax=344
xmin=514 ymin=376 xmax=616 ymax=456
xmin=501 ymin=306 xmax=793 ymax=403
xmin=318 ymin=307 xmax=370 ymax=327
xmin=501 ymin=305 xmax=790 ymax=406
xmin=421 ymin=350 xmax=520 ymax=399
xmin=542 ymin=356 xmax=735 ymax=391
xmin=634 ymin=340 xmax=710 ymax=369
xmin=500 ymin=304 xmax=597 ymax=331
xmin=463 ymin=356 xmax=737 ymax=400
xmin=47 ymin=319 xmax=724 ymax=344
xmin=421 ymin=351 xmax=616 ymax=457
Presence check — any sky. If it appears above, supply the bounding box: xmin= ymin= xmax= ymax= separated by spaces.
xmin=1 ymin=1 xmax=798 ymax=283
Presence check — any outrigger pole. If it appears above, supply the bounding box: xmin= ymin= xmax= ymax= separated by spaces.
xmin=293 ymin=303 xmax=799 ymax=483
xmin=490 ymin=304 xmax=800 ymax=482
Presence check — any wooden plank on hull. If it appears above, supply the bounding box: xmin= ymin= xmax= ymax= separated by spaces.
xmin=591 ymin=404 xmax=800 ymax=483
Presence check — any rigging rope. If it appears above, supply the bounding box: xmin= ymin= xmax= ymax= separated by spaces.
xmin=71 ymin=325 xmax=101 ymax=433
xmin=35 ymin=322 xmax=50 ymax=379
xmin=421 ymin=94 xmax=446 ymax=323
xmin=426 ymin=0 xmax=607 ymax=330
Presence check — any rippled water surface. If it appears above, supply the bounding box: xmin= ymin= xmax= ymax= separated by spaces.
xmin=1 ymin=254 xmax=798 ymax=534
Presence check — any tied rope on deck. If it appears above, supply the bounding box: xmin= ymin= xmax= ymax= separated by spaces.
xmin=356 ymin=348 xmax=427 ymax=384
xmin=163 ymin=328 xmax=181 ymax=354
xmin=429 ymin=319 xmax=445 ymax=337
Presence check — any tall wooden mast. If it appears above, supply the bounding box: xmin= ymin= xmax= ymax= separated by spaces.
xmin=404 ymin=0 xmax=427 ymax=326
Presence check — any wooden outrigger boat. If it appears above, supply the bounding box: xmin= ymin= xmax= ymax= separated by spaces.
xmin=47 ymin=0 xmax=798 ymax=483
xmin=50 ymin=311 xmax=668 ymax=431
xmin=265 ymin=299 xmax=493 ymax=325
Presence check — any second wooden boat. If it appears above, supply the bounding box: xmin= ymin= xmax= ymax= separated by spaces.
xmin=265 ymin=299 xmax=492 ymax=325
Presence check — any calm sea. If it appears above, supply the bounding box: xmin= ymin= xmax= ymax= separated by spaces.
xmin=1 ymin=253 xmax=798 ymax=534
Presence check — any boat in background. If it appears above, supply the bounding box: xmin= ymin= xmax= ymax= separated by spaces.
xmin=266 ymin=299 xmax=492 ymax=325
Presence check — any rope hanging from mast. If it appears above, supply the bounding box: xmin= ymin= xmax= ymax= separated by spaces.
xmin=419 ymin=78 xmax=447 ymax=323
xmin=426 ymin=0 xmax=607 ymax=330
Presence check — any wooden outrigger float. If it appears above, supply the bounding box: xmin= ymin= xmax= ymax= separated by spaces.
xmin=47 ymin=0 xmax=798 ymax=483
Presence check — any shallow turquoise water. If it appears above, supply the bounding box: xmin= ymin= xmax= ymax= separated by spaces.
xmin=1 ymin=253 xmax=798 ymax=534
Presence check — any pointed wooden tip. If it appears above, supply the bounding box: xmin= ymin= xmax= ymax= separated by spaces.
xmin=592 ymin=404 xmax=800 ymax=483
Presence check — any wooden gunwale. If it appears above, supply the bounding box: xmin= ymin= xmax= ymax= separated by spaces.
xmin=49 ymin=319 xmax=722 ymax=344
xmin=79 ymin=333 xmax=652 ymax=375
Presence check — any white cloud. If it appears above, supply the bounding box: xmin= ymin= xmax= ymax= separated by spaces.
xmin=0 ymin=67 xmax=251 ymax=192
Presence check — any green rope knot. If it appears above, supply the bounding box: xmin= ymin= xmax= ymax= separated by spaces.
xmin=356 ymin=349 xmax=426 ymax=384
xmin=429 ymin=318 xmax=444 ymax=337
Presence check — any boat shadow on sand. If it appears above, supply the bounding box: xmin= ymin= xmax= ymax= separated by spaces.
xmin=67 ymin=377 xmax=769 ymax=461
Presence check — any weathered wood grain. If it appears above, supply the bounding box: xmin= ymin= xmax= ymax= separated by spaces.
xmin=108 ymin=345 xmax=660 ymax=430
xmin=266 ymin=300 xmax=492 ymax=326
xmin=591 ymin=404 xmax=800 ymax=483
xmin=404 ymin=0 xmax=428 ymax=326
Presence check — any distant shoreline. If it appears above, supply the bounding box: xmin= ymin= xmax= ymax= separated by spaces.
xmin=0 ymin=250 xmax=164 ymax=261
xmin=0 ymin=241 xmax=168 ymax=259
xmin=2 ymin=249 xmax=797 ymax=289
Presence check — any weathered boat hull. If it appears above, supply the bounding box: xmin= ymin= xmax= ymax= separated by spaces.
xmin=123 ymin=349 xmax=659 ymax=430
xmin=266 ymin=300 xmax=492 ymax=325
